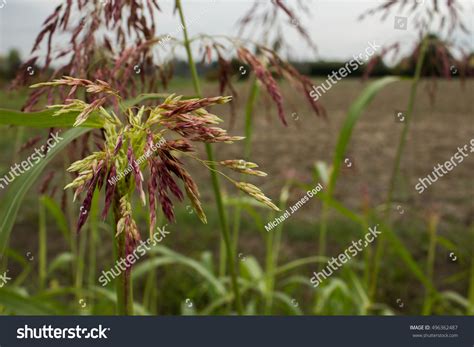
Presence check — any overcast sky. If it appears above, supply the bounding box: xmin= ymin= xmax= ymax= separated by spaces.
xmin=0 ymin=0 xmax=472 ymax=64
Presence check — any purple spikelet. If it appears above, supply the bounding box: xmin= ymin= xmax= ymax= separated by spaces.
xmin=96 ymin=160 xmax=107 ymax=192
xmin=156 ymin=161 xmax=175 ymax=222
xmin=124 ymin=231 xmax=140 ymax=273
xmin=113 ymin=134 xmax=123 ymax=155
xmin=77 ymin=174 xmax=99 ymax=232
xmin=102 ymin=165 xmax=116 ymax=220
xmin=128 ymin=145 xmax=146 ymax=205
xmin=161 ymin=165 xmax=184 ymax=201
xmin=148 ymin=161 xmax=158 ymax=234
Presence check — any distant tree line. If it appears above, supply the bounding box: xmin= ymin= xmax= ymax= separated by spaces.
xmin=0 ymin=49 xmax=22 ymax=80
xmin=1 ymin=48 xmax=473 ymax=83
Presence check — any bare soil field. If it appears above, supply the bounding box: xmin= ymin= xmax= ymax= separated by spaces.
xmin=182 ymin=79 xmax=474 ymax=225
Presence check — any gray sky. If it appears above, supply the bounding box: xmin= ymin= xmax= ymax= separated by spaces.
xmin=0 ymin=0 xmax=472 ymax=64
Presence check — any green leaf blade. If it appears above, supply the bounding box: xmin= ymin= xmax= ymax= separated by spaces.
xmin=0 ymin=127 xmax=91 ymax=254
xmin=0 ymin=108 xmax=103 ymax=128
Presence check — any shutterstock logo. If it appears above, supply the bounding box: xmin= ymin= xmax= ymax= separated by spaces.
xmin=17 ymin=325 xmax=110 ymax=340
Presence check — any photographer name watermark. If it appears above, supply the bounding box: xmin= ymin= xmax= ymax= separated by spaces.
xmin=108 ymin=137 xmax=166 ymax=186
xmin=265 ymin=183 xmax=323 ymax=232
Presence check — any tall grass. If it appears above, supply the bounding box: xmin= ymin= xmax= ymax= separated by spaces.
xmin=422 ymin=213 xmax=439 ymax=315
xmin=175 ymin=0 xmax=244 ymax=314
xmin=0 ymin=76 xmax=471 ymax=315
xmin=232 ymin=77 xmax=260 ymax=260
xmin=38 ymin=195 xmax=47 ymax=290
xmin=0 ymin=5 xmax=471 ymax=316
xmin=370 ymin=37 xmax=429 ymax=300
xmin=316 ymin=77 xmax=399 ymax=303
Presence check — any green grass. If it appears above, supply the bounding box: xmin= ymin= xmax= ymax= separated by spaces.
xmin=0 ymin=79 xmax=472 ymax=316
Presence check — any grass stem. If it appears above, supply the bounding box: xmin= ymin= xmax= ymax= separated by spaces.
xmin=370 ymin=37 xmax=429 ymax=300
xmin=38 ymin=196 xmax=47 ymax=290
xmin=175 ymin=0 xmax=243 ymax=315
xmin=113 ymin=193 xmax=133 ymax=315
xmin=422 ymin=214 xmax=438 ymax=315
xmin=232 ymin=78 xmax=260 ymax=256
xmin=88 ymin=192 xmax=99 ymax=309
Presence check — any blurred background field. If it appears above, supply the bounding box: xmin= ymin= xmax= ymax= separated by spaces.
xmin=1 ymin=76 xmax=472 ymax=315
xmin=0 ymin=0 xmax=473 ymax=317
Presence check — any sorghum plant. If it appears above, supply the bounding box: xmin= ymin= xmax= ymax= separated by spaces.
xmin=13 ymin=0 xmax=164 ymax=110
xmin=359 ymin=0 xmax=471 ymax=83
xmin=31 ymin=76 xmax=279 ymax=314
xmin=359 ymin=0 xmax=469 ymax=37
xmin=15 ymin=0 xmax=326 ymax=315
xmin=15 ymin=0 xmax=322 ymax=115
xmin=237 ymin=0 xmax=317 ymax=53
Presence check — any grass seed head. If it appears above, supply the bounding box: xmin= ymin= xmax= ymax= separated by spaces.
xmin=40 ymin=81 xmax=277 ymax=239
